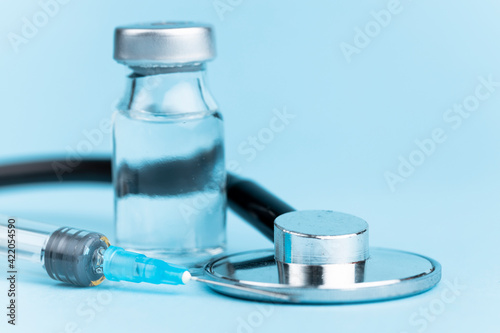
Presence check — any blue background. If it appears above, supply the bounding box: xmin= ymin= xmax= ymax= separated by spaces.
xmin=1 ymin=0 xmax=499 ymax=332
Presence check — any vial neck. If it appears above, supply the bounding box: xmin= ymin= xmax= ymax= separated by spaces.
xmin=129 ymin=63 xmax=205 ymax=76
xmin=118 ymin=64 xmax=218 ymax=116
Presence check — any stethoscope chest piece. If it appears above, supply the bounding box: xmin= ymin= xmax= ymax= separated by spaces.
xmin=203 ymin=210 xmax=441 ymax=304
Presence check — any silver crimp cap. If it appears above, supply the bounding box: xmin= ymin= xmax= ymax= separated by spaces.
xmin=114 ymin=22 xmax=216 ymax=67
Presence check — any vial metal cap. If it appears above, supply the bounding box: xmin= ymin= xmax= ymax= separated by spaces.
xmin=274 ymin=210 xmax=369 ymax=265
xmin=114 ymin=22 xmax=215 ymax=67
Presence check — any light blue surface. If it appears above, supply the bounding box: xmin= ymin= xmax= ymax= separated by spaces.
xmin=0 ymin=0 xmax=499 ymax=332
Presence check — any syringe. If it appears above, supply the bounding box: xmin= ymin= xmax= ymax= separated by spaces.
xmin=0 ymin=215 xmax=190 ymax=287
xmin=0 ymin=215 xmax=291 ymax=300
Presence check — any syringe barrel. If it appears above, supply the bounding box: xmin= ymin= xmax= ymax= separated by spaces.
xmin=0 ymin=215 xmax=56 ymax=265
xmin=0 ymin=215 xmax=110 ymax=287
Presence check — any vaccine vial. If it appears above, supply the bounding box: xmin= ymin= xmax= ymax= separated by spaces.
xmin=112 ymin=23 xmax=226 ymax=264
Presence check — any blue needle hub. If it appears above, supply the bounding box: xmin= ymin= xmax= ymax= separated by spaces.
xmin=103 ymin=246 xmax=191 ymax=285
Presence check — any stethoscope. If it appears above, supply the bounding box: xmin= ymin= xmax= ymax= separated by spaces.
xmin=0 ymin=158 xmax=441 ymax=304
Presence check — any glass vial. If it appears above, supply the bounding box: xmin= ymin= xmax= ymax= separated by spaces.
xmin=112 ymin=23 xmax=226 ymax=264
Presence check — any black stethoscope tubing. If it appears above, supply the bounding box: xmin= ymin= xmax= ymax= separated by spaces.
xmin=0 ymin=157 xmax=294 ymax=241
